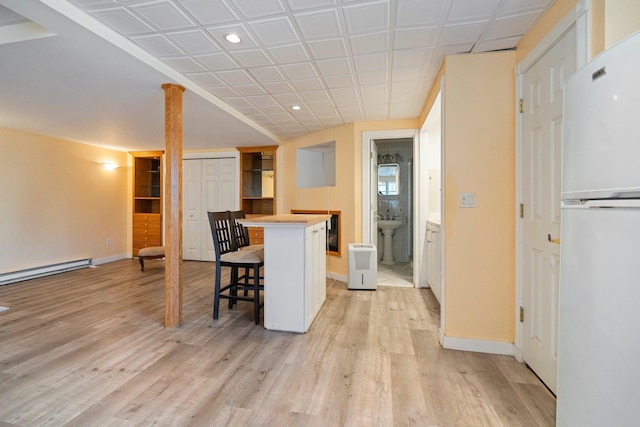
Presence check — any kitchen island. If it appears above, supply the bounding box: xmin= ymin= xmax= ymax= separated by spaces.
xmin=239 ymin=214 xmax=330 ymax=333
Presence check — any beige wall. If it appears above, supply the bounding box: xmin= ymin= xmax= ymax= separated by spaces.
xmin=441 ymin=51 xmax=516 ymax=341
xmin=0 ymin=127 xmax=128 ymax=274
xmin=279 ymin=119 xmax=416 ymax=277
xmin=604 ymin=0 xmax=640 ymax=48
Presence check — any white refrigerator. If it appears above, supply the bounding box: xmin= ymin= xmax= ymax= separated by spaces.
xmin=557 ymin=31 xmax=640 ymax=426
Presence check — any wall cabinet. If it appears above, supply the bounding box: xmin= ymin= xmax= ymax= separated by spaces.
xmin=183 ymin=157 xmax=237 ymax=261
xmin=131 ymin=151 xmax=163 ymax=256
xmin=426 ymin=221 xmax=442 ymax=303
xmin=238 ymin=146 xmax=277 ymax=216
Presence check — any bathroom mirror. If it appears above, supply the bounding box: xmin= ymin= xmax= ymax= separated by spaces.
xmin=378 ymin=163 xmax=399 ymax=195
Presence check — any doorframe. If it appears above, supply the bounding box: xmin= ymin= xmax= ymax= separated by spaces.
xmin=514 ymin=0 xmax=590 ymax=362
xmin=361 ymin=129 xmax=420 ymax=287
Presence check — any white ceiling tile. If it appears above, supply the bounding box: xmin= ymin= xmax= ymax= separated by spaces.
xmin=273 ymin=93 xmax=303 ymax=104
xmin=281 ymin=62 xmax=318 ymax=80
xmin=292 ymin=78 xmax=325 ymax=91
xmin=232 ymin=84 xmax=267 ymax=96
xmin=356 ymin=69 xmax=388 ymax=85
xmin=166 ymin=29 xmax=219 ymax=55
xmin=485 ymin=12 xmax=540 ymax=39
xmin=206 ymin=23 xmax=258 ymax=50
xmin=389 ymin=102 xmax=420 ymax=118
xmin=246 ymin=94 xmax=280 ymax=108
xmin=324 ymin=74 xmax=355 ymax=88
xmin=304 ymin=100 xmax=334 ymax=110
xmin=307 ymin=38 xmax=348 ymax=59
xmin=330 ymin=87 xmax=360 ymax=104
xmin=130 ymin=34 xmax=183 ymax=57
xmin=195 ymin=52 xmax=238 ymax=71
xmin=294 ymin=9 xmax=342 ymax=40
xmin=249 ymin=17 xmax=300 ymax=47
xmin=285 ymin=0 xmax=336 ymax=11
xmin=363 ymin=103 xmax=387 ymax=119
xmin=395 ymin=0 xmax=444 ymax=28
xmin=300 ymin=90 xmax=332 ymax=103
xmin=261 ymin=81 xmax=295 ymax=93
xmin=131 ymin=1 xmax=195 ymax=31
xmin=447 ymin=0 xmax=502 ymax=23
xmin=349 ymin=31 xmax=388 ymax=55
xmin=178 ymin=0 xmax=238 ymax=25
xmin=393 ymin=27 xmax=437 ymax=49
xmin=229 ymin=0 xmax=286 ymax=19
xmin=360 ymin=84 xmax=388 ymax=103
xmin=269 ymin=44 xmax=309 ymax=64
xmin=208 ymin=87 xmax=240 ymax=98
xmin=260 ymin=104 xmax=288 ymax=114
xmin=392 ymin=48 xmax=432 ymax=68
xmin=234 ymin=105 xmax=263 ymax=114
xmin=438 ymin=21 xmax=487 ymax=45
xmin=391 ymin=67 xmax=425 ymax=82
xmin=91 ymin=7 xmax=154 ymax=35
xmin=352 ymin=52 xmax=387 ymax=73
xmin=316 ymin=57 xmax=352 ymax=76
xmin=185 ymin=72 xmax=224 ymax=87
xmin=500 ymin=0 xmax=553 ymax=15
xmin=390 ymin=81 xmax=423 ymax=102
xmin=314 ymin=109 xmax=340 ymax=120
xmin=435 ymin=42 xmax=475 ymax=57
xmin=216 ymin=69 xmax=256 ymax=85
xmin=248 ymin=66 xmax=286 ymax=82
xmin=162 ymin=56 xmax=206 ymax=72
xmin=230 ymin=50 xmax=273 ymax=67
xmin=343 ymin=1 xmax=388 ymax=35
xmin=475 ymin=36 xmax=521 ymax=52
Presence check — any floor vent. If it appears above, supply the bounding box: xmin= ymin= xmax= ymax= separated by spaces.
xmin=0 ymin=258 xmax=92 ymax=286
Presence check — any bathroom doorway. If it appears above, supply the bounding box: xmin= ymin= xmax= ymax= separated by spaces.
xmin=374 ymin=137 xmax=414 ymax=287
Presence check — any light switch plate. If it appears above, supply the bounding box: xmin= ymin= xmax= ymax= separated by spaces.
xmin=459 ymin=192 xmax=476 ymax=208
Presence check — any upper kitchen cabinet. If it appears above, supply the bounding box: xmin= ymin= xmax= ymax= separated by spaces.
xmin=238 ymin=146 xmax=277 ymax=216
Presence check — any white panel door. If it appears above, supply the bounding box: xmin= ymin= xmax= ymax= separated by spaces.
xmin=183 ymin=157 xmax=237 ymax=262
xmin=521 ymin=25 xmax=577 ymax=394
xmin=183 ymin=159 xmax=202 ymax=260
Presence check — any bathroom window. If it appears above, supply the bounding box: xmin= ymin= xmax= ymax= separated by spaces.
xmin=378 ymin=163 xmax=399 ymax=196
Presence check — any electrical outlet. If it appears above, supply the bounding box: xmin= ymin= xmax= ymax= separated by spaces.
xmin=459 ymin=192 xmax=476 ymax=208
xmin=106 ymin=238 xmax=112 ymax=246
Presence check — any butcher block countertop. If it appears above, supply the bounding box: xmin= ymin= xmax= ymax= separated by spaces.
xmin=240 ymin=214 xmax=330 ymax=226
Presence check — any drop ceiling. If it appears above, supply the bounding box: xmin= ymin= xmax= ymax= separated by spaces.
xmin=0 ymin=0 xmax=553 ymax=151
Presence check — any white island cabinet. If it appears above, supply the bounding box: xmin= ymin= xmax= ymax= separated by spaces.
xmin=239 ymin=214 xmax=330 ymax=333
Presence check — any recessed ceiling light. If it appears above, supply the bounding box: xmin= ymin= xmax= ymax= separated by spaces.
xmin=292 ymin=105 xmax=301 ymax=110
xmin=224 ymin=33 xmax=241 ymax=44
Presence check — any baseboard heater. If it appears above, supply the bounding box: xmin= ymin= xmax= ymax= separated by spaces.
xmin=0 ymin=258 xmax=92 ymax=286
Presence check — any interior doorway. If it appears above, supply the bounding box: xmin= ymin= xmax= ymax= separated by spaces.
xmin=361 ymin=129 xmax=422 ymax=288
xmin=374 ymin=138 xmax=414 ymax=287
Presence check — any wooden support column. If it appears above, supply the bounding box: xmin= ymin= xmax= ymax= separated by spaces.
xmin=162 ymin=83 xmax=185 ymax=328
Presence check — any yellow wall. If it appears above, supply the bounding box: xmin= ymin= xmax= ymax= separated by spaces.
xmin=516 ymin=0 xmax=581 ymax=62
xmin=604 ymin=0 xmax=640 ymax=48
xmin=279 ymin=119 xmax=417 ymax=276
xmin=0 ymin=127 xmax=128 ymax=273
xmin=441 ymin=51 xmax=516 ymax=341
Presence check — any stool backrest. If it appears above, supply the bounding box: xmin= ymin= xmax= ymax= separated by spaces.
xmin=207 ymin=211 xmax=236 ymax=257
xmin=229 ymin=210 xmax=251 ymax=249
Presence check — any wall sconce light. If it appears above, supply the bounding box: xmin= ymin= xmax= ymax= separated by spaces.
xmin=102 ymin=162 xmax=118 ymax=170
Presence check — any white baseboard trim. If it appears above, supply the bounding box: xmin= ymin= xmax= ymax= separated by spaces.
xmin=91 ymin=254 xmax=130 ymax=266
xmin=0 ymin=258 xmax=92 ymax=285
xmin=327 ymin=271 xmax=347 ymax=283
xmin=441 ymin=335 xmax=515 ymax=356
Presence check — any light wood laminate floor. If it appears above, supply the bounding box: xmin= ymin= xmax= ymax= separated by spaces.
xmin=0 ymin=259 xmax=555 ymax=426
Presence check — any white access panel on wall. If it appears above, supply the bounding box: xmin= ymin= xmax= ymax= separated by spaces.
xmin=183 ymin=157 xmax=237 ymax=261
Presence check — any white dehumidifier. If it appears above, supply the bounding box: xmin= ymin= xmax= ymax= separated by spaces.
xmin=348 ymin=243 xmax=377 ymax=290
